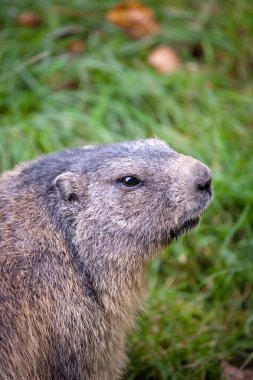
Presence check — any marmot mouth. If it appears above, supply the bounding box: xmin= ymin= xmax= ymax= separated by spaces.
xmin=170 ymin=216 xmax=200 ymax=240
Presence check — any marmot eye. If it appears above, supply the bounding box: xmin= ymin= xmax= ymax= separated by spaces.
xmin=120 ymin=176 xmax=141 ymax=188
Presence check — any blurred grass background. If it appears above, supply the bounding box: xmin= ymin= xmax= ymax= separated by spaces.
xmin=0 ymin=0 xmax=253 ymax=379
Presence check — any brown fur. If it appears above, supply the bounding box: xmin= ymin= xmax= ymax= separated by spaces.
xmin=0 ymin=139 xmax=212 ymax=379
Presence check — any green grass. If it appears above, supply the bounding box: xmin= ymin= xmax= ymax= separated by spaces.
xmin=1 ymin=0 xmax=253 ymax=378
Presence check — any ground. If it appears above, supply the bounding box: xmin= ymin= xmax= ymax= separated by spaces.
xmin=0 ymin=1 xmax=253 ymax=379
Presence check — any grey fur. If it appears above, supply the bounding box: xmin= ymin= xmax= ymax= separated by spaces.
xmin=0 ymin=139 xmax=212 ymax=379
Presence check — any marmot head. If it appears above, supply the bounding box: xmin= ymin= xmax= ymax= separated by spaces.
xmin=49 ymin=139 xmax=213 ymax=259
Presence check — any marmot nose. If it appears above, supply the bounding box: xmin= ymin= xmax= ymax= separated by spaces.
xmin=197 ymin=177 xmax=212 ymax=192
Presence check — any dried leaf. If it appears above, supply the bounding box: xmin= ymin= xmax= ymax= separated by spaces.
xmin=221 ymin=361 xmax=253 ymax=380
xmin=245 ymin=370 xmax=253 ymax=380
xmin=16 ymin=12 xmax=42 ymax=27
xmin=46 ymin=72 xmax=80 ymax=91
xmin=57 ymin=80 xmax=79 ymax=90
xmin=67 ymin=40 xmax=85 ymax=54
xmin=106 ymin=0 xmax=160 ymax=39
xmin=148 ymin=46 xmax=180 ymax=73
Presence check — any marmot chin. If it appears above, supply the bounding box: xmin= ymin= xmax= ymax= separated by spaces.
xmin=0 ymin=139 xmax=213 ymax=379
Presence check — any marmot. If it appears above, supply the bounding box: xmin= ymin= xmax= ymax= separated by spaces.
xmin=0 ymin=139 xmax=212 ymax=380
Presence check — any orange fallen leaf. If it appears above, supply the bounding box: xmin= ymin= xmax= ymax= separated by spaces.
xmin=67 ymin=40 xmax=85 ymax=54
xmin=106 ymin=0 xmax=160 ymax=39
xmin=16 ymin=12 xmax=42 ymax=27
xmin=148 ymin=46 xmax=180 ymax=73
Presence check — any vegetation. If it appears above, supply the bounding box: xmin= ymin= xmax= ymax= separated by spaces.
xmin=1 ymin=0 xmax=253 ymax=378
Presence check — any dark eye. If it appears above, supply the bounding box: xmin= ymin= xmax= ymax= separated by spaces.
xmin=120 ymin=176 xmax=141 ymax=188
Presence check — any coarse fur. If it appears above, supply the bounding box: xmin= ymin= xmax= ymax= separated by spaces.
xmin=0 ymin=139 xmax=213 ymax=379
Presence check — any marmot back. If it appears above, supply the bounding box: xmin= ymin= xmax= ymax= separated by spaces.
xmin=0 ymin=139 xmax=213 ymax=380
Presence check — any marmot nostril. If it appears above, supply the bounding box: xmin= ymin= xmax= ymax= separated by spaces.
xmin=198 ymin=177 xmax=212 ymax=192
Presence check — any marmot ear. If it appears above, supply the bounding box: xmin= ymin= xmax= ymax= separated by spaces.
xmin=53 ymin=172 xmax=85 ymax=204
